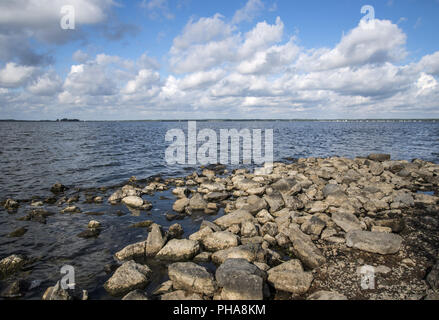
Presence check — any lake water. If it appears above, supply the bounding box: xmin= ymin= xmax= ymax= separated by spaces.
xmin=1 ymin=120 xmax=439 ymax=299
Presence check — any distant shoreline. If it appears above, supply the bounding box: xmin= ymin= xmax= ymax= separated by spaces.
xmin=1 ymin=119 xmax=439 ymax=123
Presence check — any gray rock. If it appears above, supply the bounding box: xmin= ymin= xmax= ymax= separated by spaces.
xmin=104 ymin=260 xmax=152 ymax=296
xmin=168 ymin=262 xmax=217 ymax=296
xmin=216 ymin=259 xmax=265 ymax=300
xmin=202 ymin=231 xmax=239 ymax=252
xmin=267 ymin=260 xmax=313 ymax=294
xmin=307 ymin=290 xmax=347 ymax=300
xmin=331 ymin=211 xmax=362 ymax=233
xmin=346 ymin=230 xmax=403 ymax=255
xmin=322 ymin=184 xmax=343 ymax=198
xmin=146 ymin=223 xmax=166 ymax=256
xmin=156 ymin=239 xmax=200 ymax=261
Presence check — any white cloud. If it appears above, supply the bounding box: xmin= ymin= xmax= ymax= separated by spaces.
xmin=27 ymin=71 xmax=62 ymax=96
xmin=0 ymin=63 xmax=36 ymax=88
xmin=232 ymin=0 xmax=265 ymax=24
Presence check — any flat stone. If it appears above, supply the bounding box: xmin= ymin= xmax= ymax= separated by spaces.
xmin=156 ymin=239 xmax=200 ymax=261
xmin=211 ymin=244 xmax=266 ymax=265
xmin=346 ymin=230 xmax=403 ymax=255
xmin=331 ymin=211 xmax=362 ymax=233
xmin=173 ymin=198 xmax=189 ymax=213
xmin=168 ymin=262 xmax=217 ymax=296
xmin=115 ymin=241 xmax=146 ymax=261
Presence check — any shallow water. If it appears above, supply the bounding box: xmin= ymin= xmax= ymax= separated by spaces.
xmin=1 ymin=120 xmax=439 ymax=299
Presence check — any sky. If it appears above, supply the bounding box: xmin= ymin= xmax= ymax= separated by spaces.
xmin=0 ymin=0 xmax=438 ymax=120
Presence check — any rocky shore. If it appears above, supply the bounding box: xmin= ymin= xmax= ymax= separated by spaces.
xmin=1 ymin=154 xmax=439 ymax=300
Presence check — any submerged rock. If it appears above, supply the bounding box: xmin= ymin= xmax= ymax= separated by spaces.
xmin=0 ymin=255 xmax=25 ymax=279
xmin=8 ymin=227 xmax=28 ymax=238
xmin=104 ymin=260 xmax=152 ymax=296
xmin=50 ymin=183 xmax=67 ymax=194
xmin=168 ymin=262 xmax=217 ymax=296
xmin=346 ymin=230 xmax=403 ymax=255
xmin=42 ymin=281 xmax=88 ymax=300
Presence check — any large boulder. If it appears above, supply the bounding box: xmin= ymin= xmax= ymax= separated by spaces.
xmin=216 ymin=259 xmax=265 ymax=300
xmin=168 ymin=262 xmax=217 ymax=296
xmin=104 ymin=260 xmax=152 ymax=296
xmin=267 ymin=260 xmax=313 ymax=295
xmin=156 ymin=239 xmax=200 ymax=261
xmin=346 ymin=231 xmax=403 ymax=255
xmin=202 ymin=231 xmax=239 ymax=252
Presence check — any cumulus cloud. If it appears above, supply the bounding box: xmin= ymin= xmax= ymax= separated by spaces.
xmin=0 ymin=63 xmax=36 ymax=88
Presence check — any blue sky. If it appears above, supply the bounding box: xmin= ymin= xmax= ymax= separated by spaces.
xmin=0 ymin=0 xmax=438 ymax=119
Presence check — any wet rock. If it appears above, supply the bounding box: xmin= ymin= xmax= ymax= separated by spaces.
xmin=130 ymin=220 xmax=154 ymax=228
xmin=202 ymin=231 xmax=239 ymax=252
xmin=0 ymin=280 xmax=31 ymax=298
xmin=146 ymin=223 xmax=166 ymax=257
xmin=211 ymin=244 xmax=266 ymax=265
xmin=18 ymin=209 xmax=55 ymax=224
xmin=307 ymin=290 xmax=347 ymax=300
xmin=156 ymin=239 xmax=200 ymax=261
xmin=168 ymin=223 xmax=184 ymax=239
xmin=331 ymin=211 xmax=362 ymax=233
xmin=122 ymin=196 xmax=146 ymax=209
xmin=216 ymin=259 xmax=265 ymax=300
xmin=189 ymin=193 xmax=207 ymax=211
xmin=88 ymin=220 xmax=101 ymax=229
xmin=8 ymin=227 xmax=28 ymax=238
xmin=160 ymin=290 xmax=203 ymax=300
xmin=173 ymin=198 xmax=190 ymax=213
xmin=77 ymin=228 xmax=100 ymax=239
xmin=168 ymin=262 xmax=217 ymax=296
xmin=267 ymin=260 xmax=313 ymax=295
xmin=346 ymin=230 xmax=403 ymax=255
xmin=50 ymin=183 xmax=67 ymax=194
xmin=122 ymin=290 xmax=149 ymax=300
xmin=0 ymin=255 xmax=25 ymax=279
xmin=104 ymin=260 xmax=152 ymax=296
xmin=61 ymin=206 xmax=81 ymax=214
xmin=42 ymin=281 xmax=88 ymax=300
xmin=4 ymin=199 xmax=19 ymax=211
xmin=214 ymin=209 xmax=255 ymax=229
xmin=368 ymin=154 xmax=391 ymax=162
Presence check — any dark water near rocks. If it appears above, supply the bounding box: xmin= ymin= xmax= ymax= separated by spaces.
xmin=1 ymin=120 xmax=439 ymax=299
